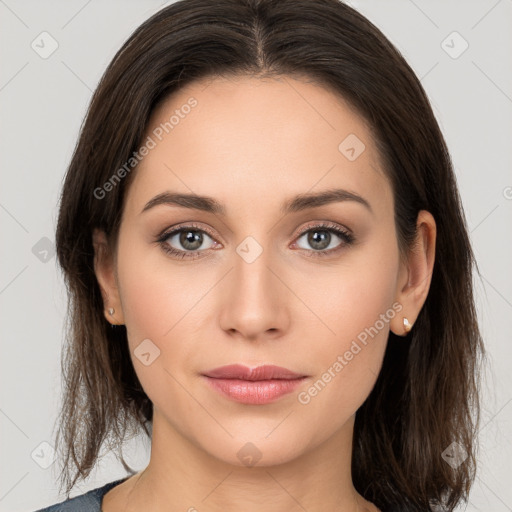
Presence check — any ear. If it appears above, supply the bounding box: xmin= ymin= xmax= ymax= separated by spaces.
xmin=391 ymin=210 xmax=436 ymax=337
xmin=92 ymin=228 xmax=125 ymax=325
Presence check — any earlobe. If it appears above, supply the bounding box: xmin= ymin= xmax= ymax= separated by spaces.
xmin=92 ymin=228 xmax=125 ymax=325
xmin=391 ymin=210 xmax=436 ymax=337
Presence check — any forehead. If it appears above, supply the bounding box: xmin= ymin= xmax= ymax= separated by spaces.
xmin=123 ymin=75 xmax=391 ymax=219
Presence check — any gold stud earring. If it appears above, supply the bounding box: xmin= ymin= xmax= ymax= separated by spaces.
xmin=403 ymin=317 xmax=412 ymax=333
xmin=108 ymin=307 xmax=115 ymax=316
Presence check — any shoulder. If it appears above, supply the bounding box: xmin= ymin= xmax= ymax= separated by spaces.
xmin=32 ymin=477 xmax=129 ymax=512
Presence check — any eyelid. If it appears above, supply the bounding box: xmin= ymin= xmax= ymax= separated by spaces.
xmin=293 ymin=220 xmax=352 ymax=239
xmin=157 ymin=221 xmax=219 ymax=242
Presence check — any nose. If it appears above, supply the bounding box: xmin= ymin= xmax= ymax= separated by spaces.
xmin=218 ymin=242 xmax=290 ymax=342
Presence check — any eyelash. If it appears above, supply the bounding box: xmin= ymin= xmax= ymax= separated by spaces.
xmin=156 ymin=221 xmax=355 ymax=260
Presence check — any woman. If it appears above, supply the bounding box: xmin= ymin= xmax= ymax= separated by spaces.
xmin=35 ymin=0 xmax=484 ymax=510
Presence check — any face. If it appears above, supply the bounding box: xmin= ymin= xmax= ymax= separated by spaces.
xmin=105 ymin=75 xmax=406 ymax=466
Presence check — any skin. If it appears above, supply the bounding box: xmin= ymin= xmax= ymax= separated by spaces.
xmin=94 ymin=74 xmax=436 ymax=512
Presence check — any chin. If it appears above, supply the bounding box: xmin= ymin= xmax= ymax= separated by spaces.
xmin=184 ymin=426 xmax=305 ymax=468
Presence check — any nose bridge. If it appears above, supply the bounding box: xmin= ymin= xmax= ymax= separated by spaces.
xmin=219 ymin=233 xmax=288 ymax=338
xmin=232 ymin=236 xmax=276 ymax=305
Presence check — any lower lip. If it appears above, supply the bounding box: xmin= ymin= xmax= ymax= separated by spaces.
xmin=202 ymin=376 xmax=307 ymax=404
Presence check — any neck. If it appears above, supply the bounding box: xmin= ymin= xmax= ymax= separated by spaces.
xmin=117 ymin=409 xmax=376 ymax=512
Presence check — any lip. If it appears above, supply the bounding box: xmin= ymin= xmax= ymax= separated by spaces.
xmin=201 ymin=364 xmax=308 ymax=405
xmin=203 ymin=364 xmax=305 ymax=380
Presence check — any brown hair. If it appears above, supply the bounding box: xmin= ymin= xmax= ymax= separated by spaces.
xmin=54 ymin=0 xmax=484 ymax=510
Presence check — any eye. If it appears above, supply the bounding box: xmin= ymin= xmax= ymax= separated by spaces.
xmin=156 ymin=221 xmax=355 ymax=260
xmin=293 ymin=222 xmax=355 ymax=257
xmin=157 ymin=223 xmax=219 ymax=260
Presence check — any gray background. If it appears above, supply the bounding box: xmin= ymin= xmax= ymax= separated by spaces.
xmin=1 ymin=1 xmax=511 ymax=510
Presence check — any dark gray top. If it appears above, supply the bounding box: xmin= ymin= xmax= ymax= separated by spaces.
xmin=33 ymin=477 xmax=129 ymax=512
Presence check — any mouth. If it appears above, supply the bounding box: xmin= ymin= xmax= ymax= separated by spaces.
xmin=201 ymin=364 xmax=309 ymax=405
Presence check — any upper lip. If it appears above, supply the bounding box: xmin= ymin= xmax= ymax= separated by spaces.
xmin=203 ymin=364 xmax=306 ymax=381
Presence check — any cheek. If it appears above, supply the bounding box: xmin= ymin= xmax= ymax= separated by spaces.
xmin=116 ymin=231 xmax=188 ymax=341
xmin=314 ymin=241 xmax=399 ymax=342
xmin=116 ymin=245 xmax=201 ymax=416
xmin=115 ymin=234 xmax=195 ymax=389
xmin=115 ymin=232 xmax=224 ymax=388
xmin=300 ymin=241 xmax=399 ymax=407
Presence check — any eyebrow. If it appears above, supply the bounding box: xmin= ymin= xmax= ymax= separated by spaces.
xmin=140 ymin=188 xmax=373 ymax=216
